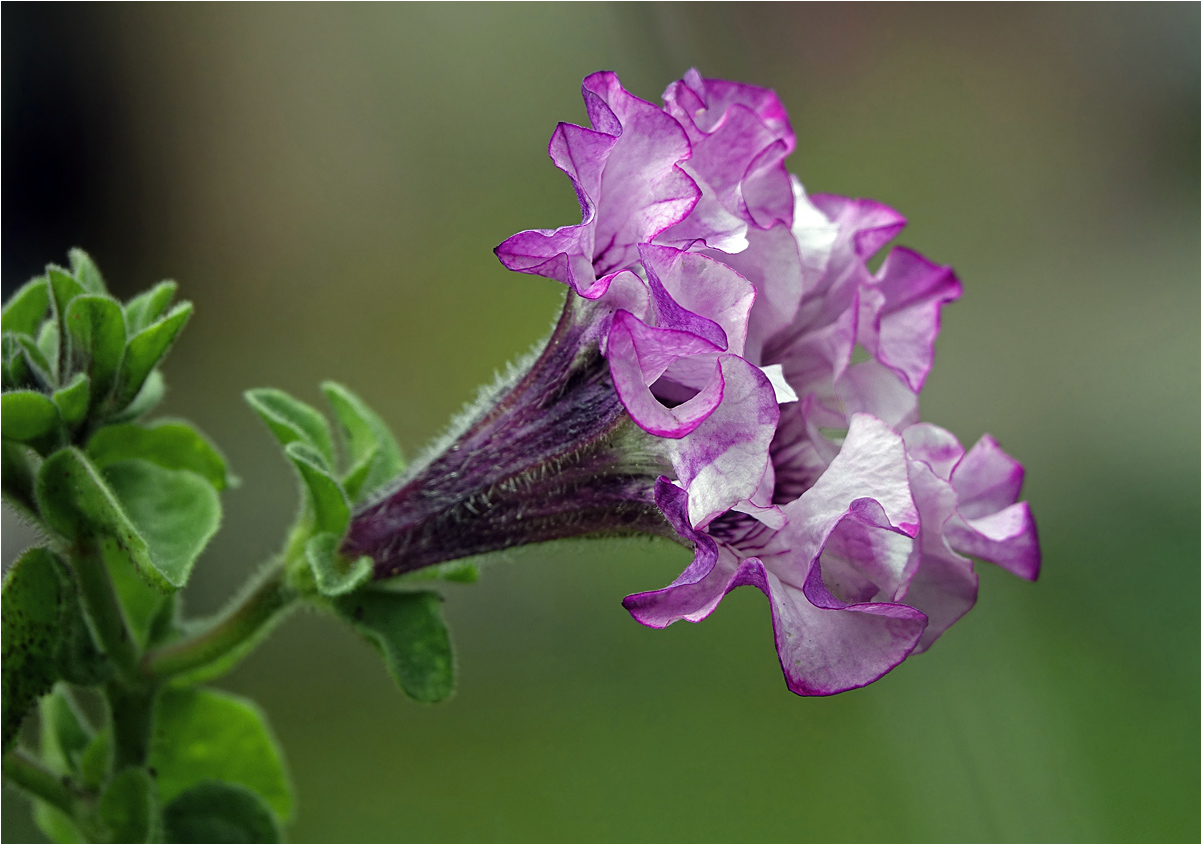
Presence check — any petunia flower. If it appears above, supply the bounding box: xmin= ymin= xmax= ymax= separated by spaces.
xmin=345 ymin=69 xmax=1039 ymax=696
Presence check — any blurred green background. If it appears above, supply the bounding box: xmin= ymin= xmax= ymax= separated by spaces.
xmin=3 ymin=3 xmax=1197 ymax=841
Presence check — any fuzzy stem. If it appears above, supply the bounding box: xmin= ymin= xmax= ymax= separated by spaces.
xmin=72 ymin=541 xmax=140 ymax=682
xmin=2 ymin=749 xmax=94 ymax=826
xmin=140 ymin=566 xmax=297 ymax=680
xmin=105 ymin=681 xmax=157 ymax=770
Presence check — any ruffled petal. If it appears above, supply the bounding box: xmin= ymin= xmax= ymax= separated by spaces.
xmin=810 ymin=194 xmax=907 ymax=260
xmin=858 ymin=246 xmax=962 ymax=392
xmin=639 ymin=243 xmax=756 ymax=356
xmin=946 ymin=502 xmax=1041 ymax=581
xmin=664 ymin=355 xmax=780 ymax=527
xmin=581 ymin=72 xmax=700 ymax=276
xmin=947 ymin=435 xmax=1040 ymax=581
xmin=951 ymin=434 xmax=1025 ymax=518
xmin=606 ymin=311 xmax=724 ymax=437
xmin=761 ymin=565 xmax=926 ymax=695
xmin=901 ymin=455 xmax=979 ymax=652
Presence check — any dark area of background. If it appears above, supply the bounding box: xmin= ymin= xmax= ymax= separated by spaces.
xmin=3 ymin=3 xmax=1198 ymax=841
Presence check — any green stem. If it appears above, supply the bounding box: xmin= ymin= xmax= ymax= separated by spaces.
xmin=140 ymin=566 xmax=297 ymax=680
xmin=2 ymin=748 xmax=94 ymax=828
xmin=72 ymin=540 xmax=139 ymax=682
xmin=105 ymin=682 xmax=157 ymax=770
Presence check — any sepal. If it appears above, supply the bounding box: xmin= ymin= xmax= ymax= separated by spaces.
xmin=245 ymin=388 xmax=335 ymax=467
xmin=321 ymin=381 xmax=405 ymax=503
xmin=306 ymin=532 xmax=372 ymax=597
xmin=284 ymin=442 xmax=349 ymax=536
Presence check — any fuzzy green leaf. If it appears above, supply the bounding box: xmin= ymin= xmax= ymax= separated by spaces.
xmin=114 ymin=303 xmax=191 ymax=409
xmin=67 ymin=249 xmax=107 ymax=295
xmin=1 ymin=389 xmax=60 ymax=445
xmin=284 ymin=442 xmax=349 ymax=537
xmin=102 ymin=460 xmax=221 ymax=591
xmin=2 ymin=333 xmax=29 ymax=389
xmin=1 ymin=441 xmax=41 ymax=518
xmin=2 ymin=276 xmax=50 ymax=336
xmin=17 ymin=334 xmax=56 ymax=390
xmin=47 ymin=268 xmax=84 ymax=374
xmin=39 ymin=687 xmax=93 ymax=775
xmin=79 ymin=728 xmax=112 ymax=790
xmin=107 ymin=369 xmax=165 ymax=424
xmin=1 ymin=548 xmax=65 ymax=751
xmin=33 ymin=802 xmax=84 ymax=844
xmin=88 ymin=420 xmax=230 ymax=491
xmin=99 ymin=767 xmax=160 ymax=843
xmin=333 ymin=590 xmax=454 ymax=703
xmin=306 ymin=532 xmax=372 ymax=597
xmin=51 ymin=563 xmax=112 ymax=687
xmin=34 ymin=449 xmax=171 ymax=597
xmin=163 ymin=780 xmax=281 ymax=844
xmin=52 ymin=373 xmax=91 ymax=429
xmin=36 ymin=320 xmax=60 ymax=383
xmin=124 ymin=281 xmax=178 ymax=336
xmin=245 ymin=388 xmax=335 ymax=468
xmin=65 ymin=294 xmax=126 ymax=405
xmin=321 ymin=381 xmax=405 ymax=502
xmin=150 ymin=687 xmax=292 ymax=822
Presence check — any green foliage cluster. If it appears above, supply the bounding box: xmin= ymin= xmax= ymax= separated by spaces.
xmin=1 ymin=253 xmax=461 ymax=842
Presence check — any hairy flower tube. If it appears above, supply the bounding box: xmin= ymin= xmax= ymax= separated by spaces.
xmin=346 ymin=69 xmax=1039 ymax=695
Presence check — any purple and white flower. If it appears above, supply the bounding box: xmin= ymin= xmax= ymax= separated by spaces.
xmin=348 ymin=69 xmax=1039 ymax=696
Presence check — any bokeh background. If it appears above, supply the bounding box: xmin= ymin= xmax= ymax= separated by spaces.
xmin=3 ymin=3 xmax=1198 ymax=841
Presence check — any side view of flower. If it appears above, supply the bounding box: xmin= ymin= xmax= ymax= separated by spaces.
xmin=1 ymin=67 xmax=1041 ymax=844
xmin=353 ymin=68 xmax=1040 ymax=695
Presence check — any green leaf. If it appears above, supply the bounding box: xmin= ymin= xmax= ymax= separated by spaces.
xmin=34 ymin=449 xmax=172 ymax=601
xmin=114 ymin=303 xmax=192 ymax=409
xmin=1 ymin=389 xmax=60 ymax=445
xmin=333 ymin=590 xmax=455 ymax=702
xmin=52 ymin=373 xmax=91 ymax=429
xmin=65 ymin=294 xmax=126 ymax=405
xmin=150 ymin=687 xmax=292 ymax=822
xmin=102 ymin=460 xmax=222 ymax=592
xmin=321 ymin=381 xmax=405 ymax=502
xmin=1 ymin=548 xmax=66 ymax=751
xmin=99 ymin=767 xmax=159 ymax=843
xmin=39 ymin=686 xmax=93 ymax=775
xmin=306 ymin=532 xmax=372 ymax=597
xmin=33 ymin=802 xmax=84 ymax=844
xmin=17 ymin=334 xmax=56 ymax=390
xmin=284 ymin=442 xmax=349 ymax=536
xmin=67 ymin=249 xmax=107 ymax=295
xmin=124 ymin=281 xmax=177 ymax=336
xmin=162 ymin=780 xmax=281 ymax=844
xmin=47 ymin=267 xmax=84 ymax=374
xmin=1 ymin=441 xmax=41 ymax=518
xmin=78 ymin=728 xmax=112 ymax=790
xmin=51 ymin=562 xmax=112 ymax=686
xmin=88 ymin=420 xmax=231 ymax=491
xmin=107 ymin=369 xmax=165 ymax=424
xmin=2 ymin=333 xmax=29 ymax=389
xmin=2 ymin=276 xmax=50 ymax=336
xmin=245 ymin=388 xmax=335 ymax=468
xmin=36 ymin=320 xmax=60 ymax=383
